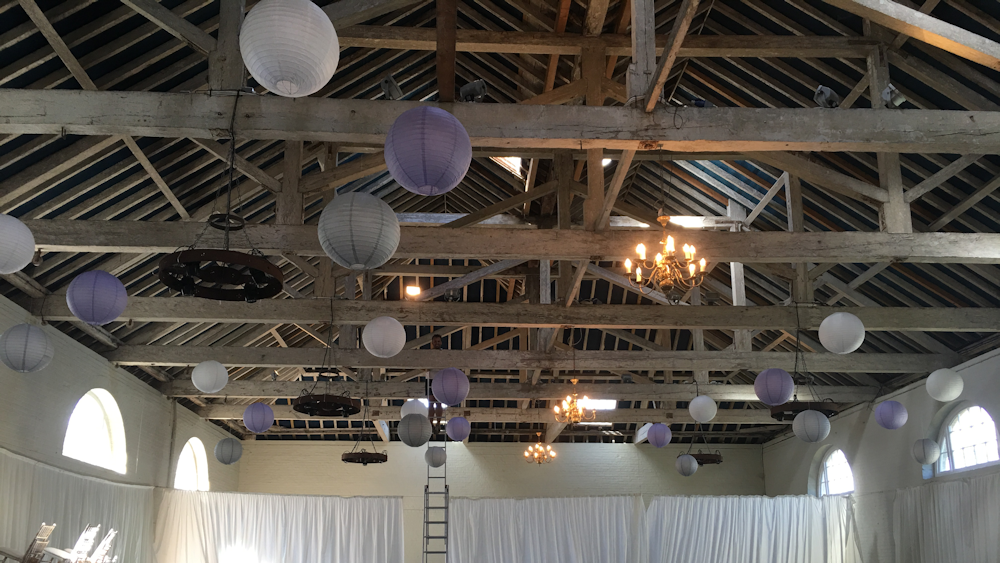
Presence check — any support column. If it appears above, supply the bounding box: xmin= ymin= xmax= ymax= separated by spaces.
xmin=628 ymin=0 xmax=656 ymax=101
xmin=208 ymin=0 xmax=245 ymax=91
xmin=582 ymin=46 xmax=605 ymax=231
xmin=690 ymin=288 xmax=708 ymax=384
xmin=786 ymin=175 xmax=813 ymax=304
xmin=727 ymin=200 xmax=751 ymax=351
xmin=276 ymin=140 xmax=303 ymax=225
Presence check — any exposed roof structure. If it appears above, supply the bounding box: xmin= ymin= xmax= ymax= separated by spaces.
xmin=2 ymin=0 xmax=999 ymax=446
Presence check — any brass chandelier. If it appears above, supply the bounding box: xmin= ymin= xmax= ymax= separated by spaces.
xmin=625 ymin=215 xmax=707 ymax=292
xmin=524 ymin=432 xmax=556 ymax=464
xmin=553 ymin=379 xmax=597 ymax=424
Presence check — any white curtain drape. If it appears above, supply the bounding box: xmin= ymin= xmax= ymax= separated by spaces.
xmin=646 ymin=495 xmax=859 ymax=563
xmin=153 ymin=490 xmax=404 ymax=563
xmin=449 ymin=496 xmax=647 ymax=563
xmin=893 ymin=471 xmax=1000 ymax=563
xmin=0 ymin=447 xmax=154 ymax=563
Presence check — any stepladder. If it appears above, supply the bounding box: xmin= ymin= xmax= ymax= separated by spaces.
xmin=423 ymin=453 xmax=448 ymax=563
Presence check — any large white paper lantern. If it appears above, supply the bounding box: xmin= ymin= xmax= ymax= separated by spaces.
xmin=912 ymin=438 xmax=941 ymax=465
xmin=362 ymin=316 xmax=406 ymax=358
xmin=239 ymin=0 xmax=339 ymax=97
xmin=819 ymin=312 xmax=865 ymax=354
xmin=384 ymin=106 xmax=472 ymax=196
xmin=676 ymin=454 xmax=699 ymax=477
xmin=432 ymin=368 xmax=470 ymax=406
xmin=425 ymin=446 xmax=447 ymax=468
xmin=926 ymin=368 xmax=964 ymax=402
xmin=0 ymin=214 xmax=35 ymax=275
xmin=192 ymin=360 xmax=229 ymax=394
xmin=754 ymin=368 xmax=794 ymax=406
xmin=792 ymin=410 xmax=831 ymax=443
xmin=215 ymin=438 xmax=243 ymax=465
xmin=66 ymin=270 xmax=128 ymax=326
xmin=317 ymin=193 xmax=399 ymax=270
xmin=397 ymin=413 xmax=432 ymax=447
xmin=688 ymin=395 xmax=717 ymax=423
xmin=400 ymin=399 xmax=428 ymax=419
xmin=0 ymin=324 xmax=54 ymax=373
xmin=874 ymin=400 xmax=908 ymax=430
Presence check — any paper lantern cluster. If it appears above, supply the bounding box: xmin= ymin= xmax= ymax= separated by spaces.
xmin=243 ymin=403 xmax=274 ymax=433
xmin=67 ymin=270 xmax=128 ymax=326
xmin=647 ymin=423 xmax=672 ymax=448
xmin=398 ymin=413 xmax=432 ymax=447
xmin=792 ymin=410 xmax=830 ymax=443
xmin=425 ymin=446 xmax=447 ymax=468
xmin=819 ymin=312 xmax=865 ymax=354
xmin=215 ymin=438 xmax=243 ymax=465
xmin=192 ymin=360 xmax=229 ymax=394
xmin=688 ymin=395 xmax=717 ymax=423
xmin=385 ymin=106 xmax=472 ymax=196
xmin=0 ymin=214 xmax=35 ymax=275
xmin=676 ymin=454 xmax=699 ymax=477
xmin=239 ymin=0 xmax=340 ymax=97
xmin=754 ymin=369 xmax=794 ymax=406
xmin=0 ymin=324 xmax=54 ymax=373
xmin=446 ymin=416 xmax=471 ymax=441
xmin=362 ymin=316 xmax=406 ymax=358
xmin=432 ymin=368 xmax=470 ymax=407
xmin=318 ymin=193 xmax=400 ymax=271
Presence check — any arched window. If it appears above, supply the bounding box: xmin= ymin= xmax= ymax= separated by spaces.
xmin=62 ymin=388 xmax=127 ymax=474
xmin=174 ymin=437 xmax=210 ymax=491
xmin=938 ymin=406 xmax=999 ymax=473
xmin=819 ymin=449 xmax=855 ymax=496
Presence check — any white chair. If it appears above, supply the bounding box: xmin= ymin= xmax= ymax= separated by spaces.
xmin=0 ymin=522 xmax=57 ymax=563
xmin=84 ymin=530 xmax=115 ymax=563
xmin=44 ymin=525 xmax=99 ymax=563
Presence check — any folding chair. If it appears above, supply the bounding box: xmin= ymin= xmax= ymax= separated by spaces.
xmin=44 ymin=525 xmax=99 ymax=563
xmin=84 ymin=530 xmax=115 ymax=563
xmin=0 ymin=523 xmax=57 ymax=563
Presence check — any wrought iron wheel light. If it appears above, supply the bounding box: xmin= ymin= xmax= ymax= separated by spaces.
xmin=524 ymin=432 xmax=555 ymax=464
xmin=625 ymin=215 xmax=707 ymax=292
xmin=553 ymin=378 xmax=597 ymax=424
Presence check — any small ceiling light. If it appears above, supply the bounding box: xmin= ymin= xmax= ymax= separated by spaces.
xmin=667 ymin=216 xmax=708 ymax=229
xmin=405 ymin=285 xmax=422 ymax=297
xmin=601 ymin=158 xmax=611 ymax=167
xmin=881 ymin=84 xmax=906 ymax=108
xmin=813 ymin=85 xmax=841 ymax=108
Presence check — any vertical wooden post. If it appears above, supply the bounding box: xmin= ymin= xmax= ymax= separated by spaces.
xmin=628 ymin=0 xmax=656 ymax=101
xmin=208 ymin=0 xmax=245 ymax=91
xmin=728 ymin=200 xmax=751 ymax=351
xmin=276 ymin=140 xmax=303 ymax=225
xmin=582 ymin=46 xmax=606 ymax=230
xmin=436 ymin=0 xmax=457 ymax=102
xmin=690 ymin=288 xmax=708 ymax=384
xmin=786 ymin=175 xmax=813 ymax=304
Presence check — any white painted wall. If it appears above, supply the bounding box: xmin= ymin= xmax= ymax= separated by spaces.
xmin=239 ymin=440 xmax=765 ymax=562
xmin=762 ymin=348 xmax=1000 ymax=563
xmin=0 ymin=295 xmax=240 ymax=491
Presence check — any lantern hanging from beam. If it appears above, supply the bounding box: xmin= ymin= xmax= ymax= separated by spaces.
xmin=384 ymin=106 xmax=472 ymax=196
xmin=0 ymin=214 xmax=35 ymax=275
xmin=66 ymin=270 xmax=128 ymax=326
xmin=317 ymin=192 xmax=399 ymax=271
xmin=0 ymin=323 xmax=54 ymax=373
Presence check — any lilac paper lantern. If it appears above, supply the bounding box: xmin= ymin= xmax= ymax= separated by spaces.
xmin=384 ymin=106 xmax=472 ymax=196
xmin=446 ymin=416 xmax=471 ymax=441
xmin=243 ymin=403 xmax=274 ymax=433
xmin=432 ymin=368 xmax=470 ymax=406
xmin=647 ymin=423 xmax=672 ymax=448
xmin=754 ymin=368 xmax=795 ymax=406
xmin=66 ymin=270 xmax=127 ymax=326
xmin=875 ymin=400 xmax=908 ymax=430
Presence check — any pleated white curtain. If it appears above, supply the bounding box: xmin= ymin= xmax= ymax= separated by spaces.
xmin=154 ymin=490 xmax=404 ymax=563
xmin=646 ymin=495 xmax=859 ymax=563
xmin=893 ymin=471 xmax=1000 ymax=563
xmin=0 ymin=447 xmax=154 ymax=563
xmin=449 ymin=496 xmax=648 ymax=563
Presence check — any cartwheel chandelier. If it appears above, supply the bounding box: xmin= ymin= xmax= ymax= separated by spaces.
xmin=553 ymin=378 xmax=597 ymax=424
xmin=342 ymin=379 xmax=388 ymax=466
xmin=625 ymin=214 xmax=707 ymax=292
xmin=524 ymin=432 xmax=556 ymax=464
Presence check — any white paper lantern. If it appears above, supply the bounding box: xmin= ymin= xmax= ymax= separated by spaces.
xmin=239 ymin=0 xmax=339 ymax=97
xmin=676 ymin=454 xmax=699 ymax=477
xmin=66 ymin=270 xmax=128 ymax=326
xmin=384 ymin=106 xmax=472 ymax=196
xmin=215 ymin=438 xmax=243 ymax=465
xmin=926 ymin=368 xmax=964 ymax=402
xmin=0 ymin=214 xmax=35 ymax=275
xmin=688 ymin=395 xmax=717 ymax=423
xmin=819 ymin=312 xmax=865 ymax=354
xmin=446 ymin=417 xmax=471 ymax=441
xmin=792 ymin=409 xmax=831 ymax=443
xmin=0 ymin=323 xmax=54 ymax=373
xmin=912 ymin=438 xmax=941 ymax=465
xmin=874 ymin=400 xmax=908 ymax=430
xmin=425 ymin=446 xmax=447 ymax=468
xmin=192 ymin=360 xmax=229 ymax=394
xmin=362 ymin=316 xmax=406 ymax=358
xmin=400 ymin=399 xmax=428 ymax=419
xmin=432 ymin=368 xmax=470 ymax=406
xmin=317 ymin=193 xmax=400 ymax=270
xmin=397 ymin=413 xmax=432 ymax=447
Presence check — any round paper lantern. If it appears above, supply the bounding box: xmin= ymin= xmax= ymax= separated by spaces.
xmin=425 ymin=446 xmax=447 ymax=468
xmin=239 ymin=0 xmax=339 ymax=98
xmin=0 ymin=214 xmax=35 ymax=275
xmin=192 ymin=360 xmax=228 ymax=394
xmin=676 ymin=454 xmax=699 ymax=477
xmin=384 ymin=106 xmax=472 ymax=196
xmin=647 ymin=423 xmax=672 ymax=448
xmin=926 ymin=368 xmax=964 ymax=402
xmin=215 ymin=438 xmax=243 ymax=465
xmin=688 ymin=395 xmax=717 ymax=423
xmin=400 ymin=399 xmax=429 ymax=419
xmin=243 ymin=403 xmax=274 ymax=433
xmin=819 ymin=312 xmax=865 ymax=354
xmin=446 ymin=416 xmax=471 ymax=441
xmin=66 ymin=270 xmax=127 ymax=326
xmin=912 ymin=438 xmax=941 ymax=465
xmin=754 ymin=368 xmax=795 ymax=406
xmin=0 ymin=324 xmax=54 ymax=373
xmin=875 ymin=400 xmax=908 ymax=430
xmin=792 ymin=409 xmax=831 ymax=443
xmin=362 ymin=316 xmax=406 ymax=358
xmin=317 ymin=193 xmax=399 ymax=271
xmin=432 ymin=368 xmax=470 ymax=406
xmin=397 ymin=413 xmax=432 ymax=447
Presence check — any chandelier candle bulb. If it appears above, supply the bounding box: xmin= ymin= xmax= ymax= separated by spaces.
xmin=636 ymin=244 xmax=646 ymax=260
xmin=625 ymin=259 xmax=632 ymax=273
xmin=666 ymin=236 xmax=675 ymax=253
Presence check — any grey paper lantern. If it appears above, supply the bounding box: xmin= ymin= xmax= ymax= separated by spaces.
xmin=192 ymin=360 xmax=229 ymax=394
xmin=446 ymin=416 xmax=471 ymax=441
xmin=66 ymin=270 xmax=128 ymax=326
xmin=912 ymin=438 xmax=941 ymax=465
xmin=432 ymin=368 xmax=470 ymax=406
xmin=317 ymin=193 xmax=399 ymax=270
xmin=239 ymin=0 xmax=339 ymax=98
xmin=397 ymin=413 xmax=432 ymax=447
xmin=400 ymin=399 xmax=428 ymax=419
xmin=243 ymin=403 xmax=274 ymax=433
xmin=926 ymin=368 xmax=964 ymax=402
xmin=384 ymin=106 xmax=472 ymax=196
xmin=425 ymin=446 xmax=447 ymax=468
xmin=793 ymin=409 xmax=831 ymax=443
xmin=215 ymin=438 xmax=243 ymax=465
xmin=362 ymin=316 xmax=406 ymax=358
xmin=875 ymin=400 xmax=908 ymax=430
xmin=688 ymin=395 xmax=717 ymax=423
xmin=0 ymin=214 xmax=35 ymax=275
xmin=676 ymin=454 xmax=699 ymax=477
xmin=0 ymin=324 xmax=54 ymax=373
xmin=647 ymin=423 xmax=672 ymax=448
xmin=819 ymin=312 xmax=865 ymax=354
xmin=754 ymin=368 xmax=794 ymax=406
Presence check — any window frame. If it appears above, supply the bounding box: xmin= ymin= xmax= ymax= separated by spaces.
xmin=818 ymin=448 xmax=856 ymax=497
xmin=935 ymin=405 xmax=1000 ymax=476
xmin=62 ymin=388 xmax=128 ymax=474
xmin=174 ymin=437 xmax=211 ymax=491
